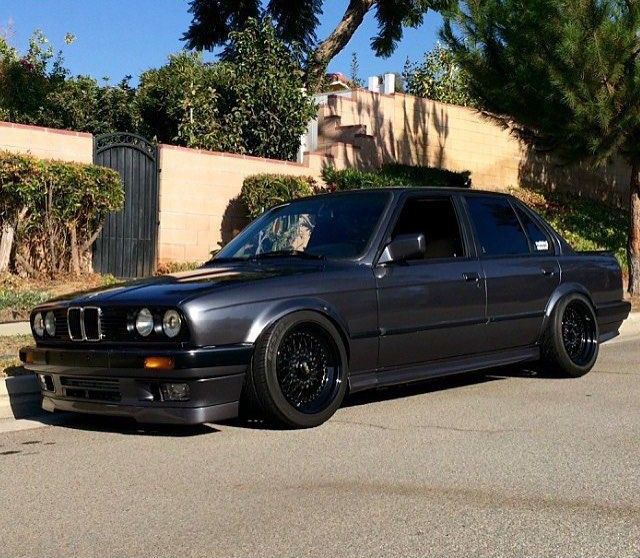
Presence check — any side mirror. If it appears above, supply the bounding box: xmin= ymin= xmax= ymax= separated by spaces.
xmin=378 ymin=233 xmax=426 ymax=265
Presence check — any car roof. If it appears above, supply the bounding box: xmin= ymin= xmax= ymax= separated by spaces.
xmin=299 ymin=186 xmax=514 ymax=199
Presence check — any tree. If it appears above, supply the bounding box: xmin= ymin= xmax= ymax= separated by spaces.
xmin=443 ymin=0 xmax=640 ymax=294
xmin=218 ymin=18 xmax=318 ymax=160
xmin=137 ymin=51 xmax=224 ymax=145
xmin=350 ymin=51 xmax=363 ymax=88
xmin=183 ymin=0 xmax=454 ymax=91
xmin=0 ymin=30 xmax=138 ymax=135
xmin=403 ymin=43 xmax=476 ymax=106
xmin=138 ymin=19 xmax=316 ymax=161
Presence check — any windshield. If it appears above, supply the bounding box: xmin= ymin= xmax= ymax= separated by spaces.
xmin=215 ymin=191 xmax=390 ymax=260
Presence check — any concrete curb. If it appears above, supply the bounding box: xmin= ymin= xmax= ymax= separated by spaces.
xmin=617 ymin=310 xmax=640 ymax=338
xmin=0 ymin=321 xmax=31 ymax=336
xmin=0 ymin=374 xmax=42 ymax=420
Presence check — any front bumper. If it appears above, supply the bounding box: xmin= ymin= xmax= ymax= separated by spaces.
xmin=19 ymin=345 xmax=252 ymax=425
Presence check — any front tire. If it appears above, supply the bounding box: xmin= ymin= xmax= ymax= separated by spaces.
xmin=541 ymin=293 xmax=599 ymax=377
xmin=245 ymin=311 xmax=348 ymax=428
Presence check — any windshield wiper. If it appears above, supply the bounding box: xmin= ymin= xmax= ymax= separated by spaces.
xmin=252 ymin=250 xmax=325 ymax=261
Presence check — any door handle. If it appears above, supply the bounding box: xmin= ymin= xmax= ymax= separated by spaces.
xmin=462 ymin=272 xmax=480 ymax=282
xmin=541 ymin=268 xmax=556 ymax=277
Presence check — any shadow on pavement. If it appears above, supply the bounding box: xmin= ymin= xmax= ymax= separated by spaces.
xmin=343 ymin=370 xmax=501 ymax=409
xmin=226 ymin=368 xmax=513 ymax=431
xmin=22 ymin=365 xmax=555 ymax=435
xmin=51 ymin=413 xmax=220 ymax=437
xmin=485 ymin=363 xmax=566 ymax=380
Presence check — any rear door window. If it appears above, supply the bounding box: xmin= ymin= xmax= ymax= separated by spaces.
xmin=514 ymin=206 xmax=553 ymax=253
xmin=465 ymin=196 xmax=530 ymax=256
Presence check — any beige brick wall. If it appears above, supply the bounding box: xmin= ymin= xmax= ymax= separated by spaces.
xmin=157 ymin=145 xmax=323 ymax=263
xmin=0 ymin=121 xmax=93 ymax=163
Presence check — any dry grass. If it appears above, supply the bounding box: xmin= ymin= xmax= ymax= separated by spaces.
xmin=0 ymin=335 xmax=32 ymax=378
xmin=0 ymin=272 xmax=120 ymax=323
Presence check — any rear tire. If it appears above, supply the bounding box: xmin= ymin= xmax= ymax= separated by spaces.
xmin=243 ymin=311 xmax=348 ymax=428
xmin=541 ymin=293 xmax=599 ymax=378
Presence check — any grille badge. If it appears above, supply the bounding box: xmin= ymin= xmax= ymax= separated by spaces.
xmin=67 ymin=306 xmax=103 ymax=342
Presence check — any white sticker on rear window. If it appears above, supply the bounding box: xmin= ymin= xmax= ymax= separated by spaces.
xmin=535 ymin=240 xmax=549 ymax=251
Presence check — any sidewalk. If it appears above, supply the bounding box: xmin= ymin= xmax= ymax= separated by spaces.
xmin=0 ymin=321 xmax=31 ymax=336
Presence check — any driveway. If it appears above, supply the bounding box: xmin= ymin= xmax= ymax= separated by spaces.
xmin=0 ymin=335 xmax=638 ymax=558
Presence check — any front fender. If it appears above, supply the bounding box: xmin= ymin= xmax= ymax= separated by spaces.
xmin=245 ymin=297 xmax=351 ymax=347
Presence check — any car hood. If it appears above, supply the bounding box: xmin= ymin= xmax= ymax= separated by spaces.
xmin=43 ymin=262 xmax=327 ymax=308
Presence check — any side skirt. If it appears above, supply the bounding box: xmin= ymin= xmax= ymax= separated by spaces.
xmin=348 ymin=346 xmax=540 ymax=393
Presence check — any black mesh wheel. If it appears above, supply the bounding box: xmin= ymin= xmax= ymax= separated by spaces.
xmin=245 ymin=311 xmax=348 ymax=428
xmin=561 ymin=300 xmax=598 ymax=366
xmin=275 ymin=324 xmax=342 ymax=414
xmin=541 ymin=293 xmax=599 ymax=378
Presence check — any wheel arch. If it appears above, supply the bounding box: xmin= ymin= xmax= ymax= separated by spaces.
xmin=539 ymin=282 xmax=596 ymax=341
xmin=245 ymin=298 xmax=351 ymax=363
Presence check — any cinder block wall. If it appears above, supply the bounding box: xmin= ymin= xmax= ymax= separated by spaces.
xmin=0 ymin=121 xmax=93 ymax=163
xmin=318 ymin=89 xmax=631 ymax=204
xmin=157 ymin=145 xmax=325 ymax=263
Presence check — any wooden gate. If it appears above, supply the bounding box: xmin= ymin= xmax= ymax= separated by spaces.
xmin=92 ymin=133 xmax=159 ymax=278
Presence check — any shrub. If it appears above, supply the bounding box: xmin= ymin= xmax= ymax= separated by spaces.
xmin=321 ymin=166 xmax=388 ymax=191
xmin=0 ymin=151 xmax=123 ymax=276
xmin=241 ymin=174 xmax=318 ymax=218
xmin=0 ymin=288 xmax=49 ymax=311
xmin=321 ymin=164 xmax=472 ymax=191
xmin=511 ymin=187 xmax=627 ymax=270
xmin=156 ymin=261 xmax=203 ymax=275
xmin=381 ymin=164 xmax=471 ymax=188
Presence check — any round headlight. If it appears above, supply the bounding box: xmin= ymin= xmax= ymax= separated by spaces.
xmin=162 ymin=310 xmax=182 ymax=338
xmin=33 ymin=312 xmax=45 ymax=337
xmin=135 ymin=308 xmax=154 ymax=337
xmin=45 ymin=311 xmax=56 ymax=336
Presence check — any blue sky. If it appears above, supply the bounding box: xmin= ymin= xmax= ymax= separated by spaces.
xmin=0 ymin=0 xmax=442 ymax=84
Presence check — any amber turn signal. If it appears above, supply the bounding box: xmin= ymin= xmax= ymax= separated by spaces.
xmin=144 ymin=356 xmax=175 ymax=370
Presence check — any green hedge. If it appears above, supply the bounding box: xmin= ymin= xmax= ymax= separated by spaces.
xmin=322 ymin=164 xmax=471 ymax=191
xmin=0 ymin=151 xmax=123 ymax=275
xmin=241 ymin=174 xmax=318 ymax=218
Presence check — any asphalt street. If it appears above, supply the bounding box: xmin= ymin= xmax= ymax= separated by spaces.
xmin=0 ymin=335 xmax=638 ymax=558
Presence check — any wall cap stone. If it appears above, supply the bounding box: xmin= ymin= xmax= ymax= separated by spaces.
xmin=0 ymin=120 xmax=93 ymax=138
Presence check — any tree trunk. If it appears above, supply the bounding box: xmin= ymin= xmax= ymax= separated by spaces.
xmin=0 ymin=222 xmax=15 ymax=272
xmin=305 ymin=0 xmax=376 ymax=92
xmin=69 ymin=222 xmax=81 ymax=276
xmin=628 ymin=158 xmax=640 ymax=296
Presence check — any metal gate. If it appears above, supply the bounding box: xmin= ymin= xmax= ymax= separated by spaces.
xmin=93 ymin=132 xmax=159 ymax=278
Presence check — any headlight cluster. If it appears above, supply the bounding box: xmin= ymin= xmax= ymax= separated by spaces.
xmin=134 ymin=308 xmax=183 ymax=339
xmin=33 ymin=311 xmax=56 ymax=338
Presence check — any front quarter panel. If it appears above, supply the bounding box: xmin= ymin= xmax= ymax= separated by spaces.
xmin=181 ymin=264 xmax=379 ymax=375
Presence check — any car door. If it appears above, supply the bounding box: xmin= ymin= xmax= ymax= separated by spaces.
xmin=375 ymin=194 xmax=487 ymax=369
xmin=463 ymin=194 xmax=560 ymax=351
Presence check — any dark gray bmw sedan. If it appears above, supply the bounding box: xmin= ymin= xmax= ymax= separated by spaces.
xmin=21 ymin=188 xmax=631 ymax=428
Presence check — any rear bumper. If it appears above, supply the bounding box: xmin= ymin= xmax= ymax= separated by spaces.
xmin=20 ymin=345 xmax=251 ymax=425
xmin=597 ymin=300 xmax=632 ymax=342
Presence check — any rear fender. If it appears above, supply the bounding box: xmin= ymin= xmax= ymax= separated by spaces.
xmin=538 ymin=282 xmax=595 ymax=341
